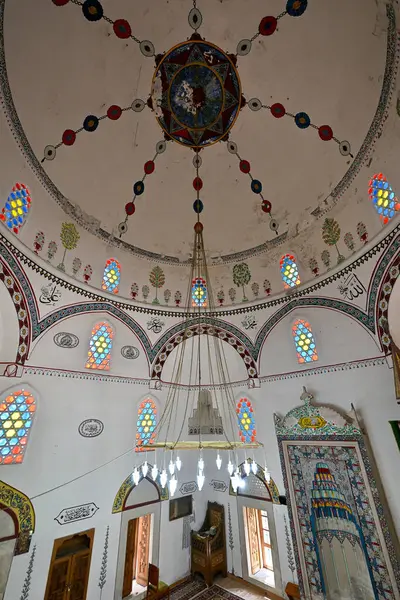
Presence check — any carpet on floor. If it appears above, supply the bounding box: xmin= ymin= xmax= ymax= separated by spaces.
xmin=170 ymin=578 xmax=207 ymax=600
xmin=186 ymin=585 xmax=242 ymax=600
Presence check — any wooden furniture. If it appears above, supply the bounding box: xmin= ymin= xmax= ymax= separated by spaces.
xmin=191 ymin=501 xmax=227 ymax=585
xmin=285 ymin=582 xmax=300 ymax=600
xmin=146 ymin=564 xmax=170 ymax=600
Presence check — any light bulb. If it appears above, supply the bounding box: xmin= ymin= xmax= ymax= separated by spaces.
xmin=169 ymin=460 xmax=175 ymax=475
xmin=230 ymin=474 xmax=239 ymax=493
xmin=238 ymin=475 xmax=246 ymax=489
xmin=244 ymin=460 xmax=251 ymax=476
xmin=169 ymin=475 xmax=178 ymax=497
xmin=251 ymin=460 xmax=258 ymax=475
xmin=197 ymin=471 xmax=205 ymax=491
xmin=160 ymin=469 xmax=168 ymax=489
xmin=151 ymin=463 xmax=158 ymax=481
xmin=264 ymin=468 xmax=271 ymax=484
xmin=227 ymin=460 xmax=234 ymax=476
xmin=198 ymin=456 xmax=205 ymax=471
xmin=142 ymin=461 xmax=149 ymax=478
xmin=216 ymin=454 xmax=222 ymax=470
xmin=133 ymin=467 xmax=140 ymax=486
xmin=176 ymin=456 xmax=182 ymax=471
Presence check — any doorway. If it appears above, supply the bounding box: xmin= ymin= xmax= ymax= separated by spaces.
xmin=122 ymin=514 xmax=152 ymax=599
xmin=243 ymin=507 xmax=275 ymax=588
xmin=44 ymin=529 xmax=94 ymax=600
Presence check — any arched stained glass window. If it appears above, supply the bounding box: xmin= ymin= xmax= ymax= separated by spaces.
xmin=292 ymin=319 xmax=318 ymax=364
xmin=237 ymin=397 xmax=256 ymax=443
xmin=192 ymin=277 xmax=207 ymax=307
xmin=280 ymin=254 xmax=301 ymax=289
xmin=369 ymin=173 xmax=400 ymax=224
xmin=0 ymin=183 xmax=32 ymax=234
xmin=86 ymin=322 xmax=114 ymax=370
xmin=102 ymin=258 xmax=121 ymax=294
xmin=136 ymin=399 xmax=157 ymax=452
xmin=0 ymin=389 xmax=36 ymax=464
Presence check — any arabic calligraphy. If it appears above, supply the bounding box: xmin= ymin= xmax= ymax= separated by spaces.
xmin=78 ymin=419 xmax=104 ymax=438
xmin=55 ymin=503 xmax=99 ymax=525
xmin=241 ymin=314 xmax=257 ymax=330
xmin=338 ymin=274 xmax=366 ymax=302
xmin=147 ymin=316 xmax=165 ymax=334
xmin=39 ymin=283 xmax=62 ymax=305
xmin=54 ymin=332 xmax=79 ymax=349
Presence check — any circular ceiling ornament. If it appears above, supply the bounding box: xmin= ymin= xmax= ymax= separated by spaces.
xmin=78 ymin=418 xmax=104 ymax=438
xmin=113 ymin=19 xmax=132 ymax=39
xmin=62 ymin=129 xmax=76 ymax=146
xmin=227 ymin=141 xmax=238 ymax=154
xmin=339 ymin=140 xmax=351 ymax=156
xmin=269 ymin=219 xmax=279 ymax=232
xmin=133 ymin=181 xmax=145 ymax=195
xmin=261 ymin=200 xmax=272 ymax=213
xmin=83 ymin=115 xmax=99 ymax=132
xmin=52 ymin=0 xmax=70 ymax=5
xmin=286 ymin=0 xmax=308 ymax=17
xmin=270 ymin=103 xmax=286 ymax=118
xmin=193 ymin=177 xmax=203 ymax=191
xmin=193 ymin=153 xmax=202 ymax=168
xmin=259 ymin=16 xmax=278 ymax=36
xmin=144 ymin=160 xmax=155 ymax=175
xmin=295 ymin=111 xmax=311 ymax=129
xmin=318 ymin=124 xmax=333 ymax=141
xmin=125 ymin=202 xmax=135 ymax=215
xmin=82 ymin=0 xmax=104 ymax=22
xmin=44 ymin=145 xmax=56 ymax=161
xmin=151 ymin=40 xmax=242 ymax=148
xmin=140 ymin=40 xmax=155 ymax=57
xmin=131 ymin=99 xmax=145 ymax=112
xmin=107 ymin=105 xmax=122 ymax=120
xmin=188 ymin=8 xmax=203 ymax=30
xmin=156 ymin=140 xmax=167 ymax=154
xmin=239 ymin=159 xmax=251 ymax=174
xmin=193 ymin=199 xmax=204 ymax=213
xmin=248 ymin=98 xmax=262 ymax=112
xmin=251 ymin=179 xmax=262 ymax=194
xmin=237 ymin=39 xmax=252 ymax=56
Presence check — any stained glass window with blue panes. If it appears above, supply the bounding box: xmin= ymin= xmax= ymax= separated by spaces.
xmin=86 ymin=322 xmax=114 ymax=370
xmin=136 ymin=399 xmax=157 ymax=451
xmin=369 ymin=173 xmax=400 ymax=224
xmin=280 ymin=254 xmax=301 ymax=289
xmin=102 ymin=258 xmax=121 ymax=294
xmin=0 ymin=183 xmax=31 ymax=234
xmin=292 ymin=319 xmax=318 ymax=364
xmin=0 ymin=390 xmax=36 ymax=464
xmin=192 ymin=277 xmax=207 ymax=307
xmin=237 ymin=398 xmax=256 ymax=443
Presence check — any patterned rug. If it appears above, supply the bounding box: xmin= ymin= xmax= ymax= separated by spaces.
xmin=182 ymin=585 xmax=242 ymax=600
xmin=170 ymin=578 xmax=207 ymax=600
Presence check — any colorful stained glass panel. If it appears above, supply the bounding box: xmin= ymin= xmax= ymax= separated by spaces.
xmin=292 ymin=319 xmax=318 ymax=364
xmin=102 ymin=258 xmax=121 ymax=294
xmin=0 ymin=183 xmax=31 ymax=234
xmin=0 ymin=390 xmax=35 ymax=464
xmin=192 ymin=277 xmax=207 ymax=307
xmin=136 ymin=399 xmax=157 ymax=451
xmin=280 ymin=254 xmax=300 ymax=288
xmin=237 ymin=397 xmax=256 ymax=443
xmin=86 ymin=322 xmax=114 ymax=370
xmin=369 ymin=173 xmax=400 ymax=225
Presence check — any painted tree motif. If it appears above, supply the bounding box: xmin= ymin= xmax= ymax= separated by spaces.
xmin=58 ymin=222 xmax=80 ymax=272
xmin=344 ymin=232 xmax=355 ymax=252
xmin=164 ymin=288 xmax=171 ymax=304
xmin=19 ymin=544 xmax=36 ymax=600
xmin=98 ymin=525 xmax=109 ymax=597
xmin=174 ymin=290 xmax=182 ymax=306
xmin=33 ymin=231 xmax=45 ymax=255
xmin=233 ymin=263 xmax=251 ymax=301
xmin=321 ymin=250 xmax=330 ymax=268
xmin=149 ymin=266 xmax=165 ymax=304
xmin=131 ymin=282 xmax=139 ymax=299
xmin=357 ymin=222 xmax=368 ymax=244
xmin=251 ymin=282 xmax=259 ymax=298
xmin=228 ymin=287 xmax=236 ymax=303
xmin=142 ymin=285 xmax=150 ymax=302
xmin=72 ymin=257 xmax=82 ymax=277
xmin=217 ymin=289 xmax=225 ymax=306
xmin=308 ymin=257 xmax=319 ymax=277
xmin=263 ymin=279 xmax=271 ymax=296
xmin=322 ymin=218 xmax=344 ymax=264
xmin=47 ymin=241 xmax=57 ymax=262
xmin=83 ymin=264 xmax=92 ymax=283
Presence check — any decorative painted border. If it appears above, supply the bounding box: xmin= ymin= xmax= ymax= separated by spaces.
xmin=0 ymin=4 xmax=397 ymax=265
xmin=112 ymin=467 xmax=168 ymax=513
xmin=0 ymin=258 xmax=31 ymax=363
xmin=0 ymin=480 xmax=35 ymax=538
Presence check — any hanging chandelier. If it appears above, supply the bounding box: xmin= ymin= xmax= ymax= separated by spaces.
xmin=133 ymin=213 xmax=271 ymax=496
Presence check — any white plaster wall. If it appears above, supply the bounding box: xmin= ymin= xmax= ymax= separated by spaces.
xmin=0 ymin=284 xmax=19 ymax=364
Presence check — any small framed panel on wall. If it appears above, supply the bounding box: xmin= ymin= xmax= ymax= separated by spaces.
xmin=169 ymin=495 xmax=193 ymax=521
xmin=275 ymin=387 xmax=400 ymax=600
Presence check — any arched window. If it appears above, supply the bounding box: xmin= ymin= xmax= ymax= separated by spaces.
xmin=369 ymin=173 xmax=400 ymax=224
xmin=102 ymin=258 xmax=121 ymax=294
xmin=135 ymin=399 xmax=157 ymax=451
xmin=292 ymin=319 xmax=318 ymax=364
xmin=86 ymin=322 xmax=114 ymax=370
xmin=237 ymin=397 xmax=256 ymax=443
xmin=0 ymin=389 xmax=36 ymax=464
xmin=0 ymin=183 xmax=32 ymax=234
xmin=280 ymin=254 xmax=301 ymax=289
xmin=192 ymin=277 xmax=207 ymax=307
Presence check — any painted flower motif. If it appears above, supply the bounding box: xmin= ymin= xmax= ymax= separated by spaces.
xmin=5 ymin=276 xmax=13 ymax=288
xmin=19 ymin=343 xmax=26 ymax=355
xmin=390 ymin=265 xmax=399 ymax=279
xmin=381 ymin=333 xmax=391 ymax=347
xmin=379 ymin=299 xmax=388 ymax=311
xmin=382 ymin=282 xmax=392 ymax=295
xmin=378 ymin=316 xmax=387 ymax=327
xmin=18 ymin=308 xmax=26 ymax=320
xmin=13 ymin=292 xmax=21 ymax=304
xmin=20 ymin=326 xmax=28 ymax=338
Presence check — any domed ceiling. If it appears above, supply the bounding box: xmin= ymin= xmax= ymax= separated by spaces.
xmin=0 ymin=0 xmax=397 ymax=306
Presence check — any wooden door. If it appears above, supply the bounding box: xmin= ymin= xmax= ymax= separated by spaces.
xmin=46 ymin=557 xmax=70 ymax=600
xmin=69 ymin=552 xmax=90 ymax=600
xmin=122 ymin=519 xmax=138 ymax=598
xmin=136 ymin=514 xmax=151 ymax=586
xmin=245 ymin=507 xmax=261 ymax=575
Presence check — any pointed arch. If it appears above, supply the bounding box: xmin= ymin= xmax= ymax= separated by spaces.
xmin=85 ymin=321 xmax=114 ymax=370
xmin=292 ymin=319 xmax=318 ymax=364
xmin=192 ymin=277 xmax=207 ymax=307
xmin=102 ymin=258 xmax=121 ymax=294
xmin=0 ymin=389 xmax=36 ymax=464
xmin=0 ymin=183 xmax=32 ymax=234
xmin=280 ymin=253 xmax=301 ymax=289
xmin=0 ymin=481 xmax=35 ymax=554
xmin=112 ymin=466 xmax=168 ymax=513
xmin=369 ymin=173 xmax=400 ymax=224
xmin=135 ymin=398 xmax=157 ymax=452
xmin=237 ymin=397 xmax=256 ymax=443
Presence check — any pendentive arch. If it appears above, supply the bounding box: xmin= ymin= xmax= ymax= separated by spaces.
xmin=228 ymin=460 xmax=280 ymax=504
xmin=0 ymin=480 xmax=35 ymax=554
xmin=112 ymin=466 xmax=169 ymax=513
